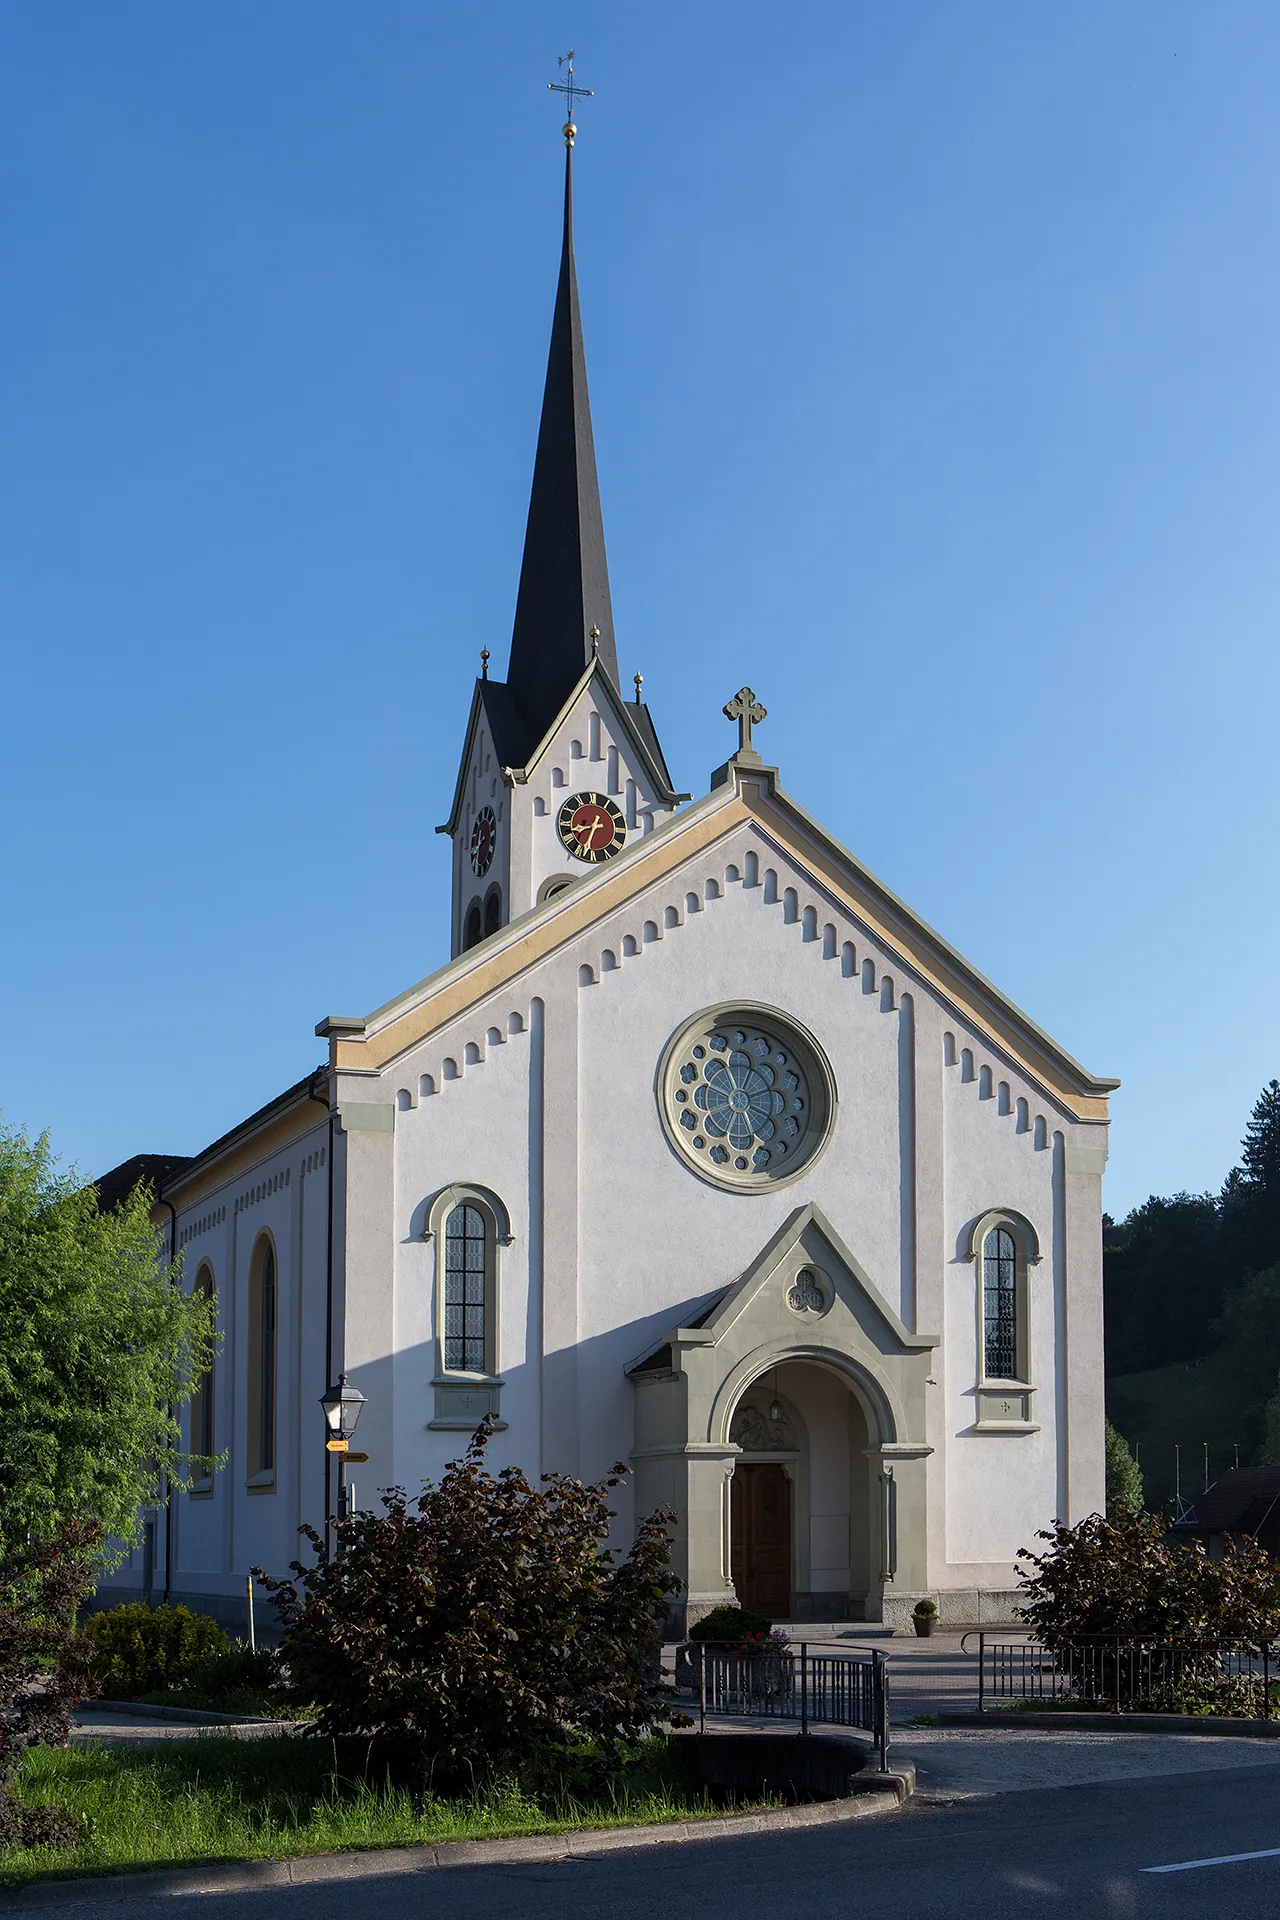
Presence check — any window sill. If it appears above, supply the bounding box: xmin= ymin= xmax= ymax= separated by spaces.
xmin=188 ymin=1481 xmax=214 ymax=1500
xmin=245 ymin=1471 xmax=276 ymax=1493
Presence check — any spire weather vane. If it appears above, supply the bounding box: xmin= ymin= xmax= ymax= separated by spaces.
xmin=548 ymin=51 xmax=593 ymax=144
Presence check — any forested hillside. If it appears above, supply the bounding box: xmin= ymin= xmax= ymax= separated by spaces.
xmin=1104 ymin=1080 xmax=1280 ymax=1511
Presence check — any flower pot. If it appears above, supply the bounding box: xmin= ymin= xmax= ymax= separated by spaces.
xmin=913 ymin=1614 xmax=937 ymax=1637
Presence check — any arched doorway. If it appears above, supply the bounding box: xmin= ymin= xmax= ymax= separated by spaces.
xmin=727 ymin=1359 xmax=877 ymax=1620
xmin=627 ymin=1200 xmax=937 ymax=1631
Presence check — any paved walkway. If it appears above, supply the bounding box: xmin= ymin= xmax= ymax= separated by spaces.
xmin=896 ymin=1723 xmax=1280 ymax=1796
xmin=668 ymin=1624 xmax=1029 ymax=1722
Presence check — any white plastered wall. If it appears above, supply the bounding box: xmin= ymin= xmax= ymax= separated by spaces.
xmin=379 ymin=807 xmax=1108 ymax=1605
xmin=94 ymin=1120 xmax=332 ymax=1617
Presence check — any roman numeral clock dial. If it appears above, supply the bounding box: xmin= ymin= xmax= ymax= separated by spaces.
xmin=557 ymin=792 xmax=627 ymax=864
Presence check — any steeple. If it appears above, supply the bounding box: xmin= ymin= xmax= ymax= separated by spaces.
xmin=438 ymin=86 xmax=686 ymax=957
xmin=505 ymin=130 xmax=619 ymax=745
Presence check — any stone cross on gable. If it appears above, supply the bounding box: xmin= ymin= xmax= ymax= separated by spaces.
xmin=723 ymin=686 xmax=767 ymax=761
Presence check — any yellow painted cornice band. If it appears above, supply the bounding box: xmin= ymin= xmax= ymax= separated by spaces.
xmin=323 ymin=764 xmax=1116 ymax=1123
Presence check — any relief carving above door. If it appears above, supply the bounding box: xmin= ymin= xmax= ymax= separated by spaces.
xmin=730 ymin=1402 xmax=795 ymax=1451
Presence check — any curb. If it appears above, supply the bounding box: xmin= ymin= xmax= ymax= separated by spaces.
xmin=85 ymin=1702 xmax=280 ymax=1728
xmin=0 ymin=1787 xmax=905 ymax=1907
xmin=937 ymin=1710 xmax=1280 ymax=1738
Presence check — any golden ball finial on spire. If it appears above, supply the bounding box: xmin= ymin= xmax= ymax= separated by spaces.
xmin=563 ymin=121 xmax=576 ymax=147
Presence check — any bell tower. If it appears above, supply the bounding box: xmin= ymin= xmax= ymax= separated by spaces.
xmin=438 ymin=78 xmax=685 ymax=956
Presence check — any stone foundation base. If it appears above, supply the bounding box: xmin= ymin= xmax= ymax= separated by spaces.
xmin=879 ymin=1588 xmax=1023 ymax=1631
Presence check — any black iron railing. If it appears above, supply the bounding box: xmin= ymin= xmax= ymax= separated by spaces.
xmin=964 ymin=1632 xmax=1278 ymax=1718
xmin=686 ymin=1642 xmax=889 ymax=1769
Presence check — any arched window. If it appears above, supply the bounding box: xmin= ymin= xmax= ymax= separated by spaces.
xmin=247 ymin=1236 xmax=277 ymax=1487
xmin=537 ymin=875 xmax=573 ymax=905
xmin=463 ymin=900 xmax=483 ymax=950
xmin=444 ymin=1203 xmax=488 ymax=1372
xmin=982 ymin=1228 xmax=1018 ymax=1379
xmin=425 ymin=1185 xmax=510 ymax=1432
xmin=967 ymin=1210 xmax=1040 ymax=1433
xmin=190 ymin=1263 xmax=215 ymax=1494
xmin=483 ymin=888 xmax=501 ymax=938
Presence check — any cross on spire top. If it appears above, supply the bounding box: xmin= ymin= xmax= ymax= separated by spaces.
xmin=723 ymin=686 xmax=767 ymax=761
xmin=548 ymin=51 xmax=593 ymax=146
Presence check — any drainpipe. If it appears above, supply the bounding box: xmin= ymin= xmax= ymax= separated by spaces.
xmin=156 ymin=1190 xmax=179 ymax=1606
xmin=307 ymin=1073 xmax=336 ymax=1538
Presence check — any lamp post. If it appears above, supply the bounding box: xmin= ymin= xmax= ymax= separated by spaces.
xmin=320 ymin=1373 xmax=366 ymax=1528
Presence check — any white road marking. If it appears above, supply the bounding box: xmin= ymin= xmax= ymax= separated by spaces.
xmin=1144 ymin=1846 xmax=1280 ymax=1874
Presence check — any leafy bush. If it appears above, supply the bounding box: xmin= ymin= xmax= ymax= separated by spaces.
xmin=256 ymin=1418 xmax=686 ymax=1792
xmin=1017 ymin=1508 xmax=1280 ymax=1649
xmin=187 ymin=1643 xmax=280 ymax=1710
xmin=1104 ymin=1421 xmax=1144 ymax=1514
xmin=687 ymin=1606 xmax=772 ymax=1643
xmin=0 ymin=1522 xmax=101 ymax=1849
xmin=913 ymin=1599 xmax=937 ymax=1618
xmin=130 ymin=1642 xmax=286 ymax=1716
xmin=85 ymin=1603 xmax=227 ymax=1699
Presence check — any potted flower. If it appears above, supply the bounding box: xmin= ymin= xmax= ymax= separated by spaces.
xmin=676 ymin=1605 xmax=773 ymax=1690
xmin=912 ymin=1598 xmax=938 ymax=1638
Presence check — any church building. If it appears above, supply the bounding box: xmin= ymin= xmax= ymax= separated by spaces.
xmin=98 ymin=121 xmax=1117 ymax=1632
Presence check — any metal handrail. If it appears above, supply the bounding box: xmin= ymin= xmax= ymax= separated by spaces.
xmin=962 ymin=1631 xmax=1277 ymax=1719
xmin=689 ymin=1640 xmax=890 ymax=1770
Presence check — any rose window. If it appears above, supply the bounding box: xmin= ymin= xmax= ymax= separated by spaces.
xmin=659 ymin=1008 xmax=834 ymax=1190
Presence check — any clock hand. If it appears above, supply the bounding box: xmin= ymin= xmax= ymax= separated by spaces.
xmin=580 ymin=813 xmax=605 ymax=850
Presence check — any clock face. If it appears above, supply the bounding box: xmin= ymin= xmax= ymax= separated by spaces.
xmin=470 ymin=805 xmax=497 ymax=877
xmin=557 ymin=791 xmax=627 ymax=863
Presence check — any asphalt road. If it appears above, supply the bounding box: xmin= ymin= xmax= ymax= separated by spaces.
xmin=20 ymin=1760 xmax=1280 ymax=1920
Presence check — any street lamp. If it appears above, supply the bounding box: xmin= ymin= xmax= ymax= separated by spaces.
xmin=320 ymin=1373 xmax=366 ymax=1524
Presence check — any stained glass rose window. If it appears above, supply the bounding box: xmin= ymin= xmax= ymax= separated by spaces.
xmin=659 ymin=1007 xmax=834 ymax=1189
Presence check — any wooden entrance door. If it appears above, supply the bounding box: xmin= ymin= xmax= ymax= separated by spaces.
xmin=730 ymin=1464 xmax=792 ymax=1616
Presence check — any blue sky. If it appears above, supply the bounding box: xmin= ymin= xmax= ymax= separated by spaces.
xmin=2 ymin=2 xmax=1277 ymax=1219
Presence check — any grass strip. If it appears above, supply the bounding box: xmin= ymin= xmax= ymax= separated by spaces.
xmin=1 ymin=1735 xmax=768 ymax=1887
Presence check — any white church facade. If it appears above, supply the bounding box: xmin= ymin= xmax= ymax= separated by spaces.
xmin=98 ymin=130 xmax=1116 ymax=1633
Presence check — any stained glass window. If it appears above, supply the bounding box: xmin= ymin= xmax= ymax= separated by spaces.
xmin=444 ymin=1203 xmax=488 ymax=1372
xmin=983 ymin=1227 xmax=1018 ymax=1379
xmin=662 ymin=1010 xmax=829 ymax=1186
xmin=256 ymin=1243 xmax=276 ymax=1473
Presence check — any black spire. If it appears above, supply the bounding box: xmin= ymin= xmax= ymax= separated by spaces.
xmin=505 ymin=138 xmax=619 ymax=744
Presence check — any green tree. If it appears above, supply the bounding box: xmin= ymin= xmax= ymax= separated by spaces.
xmin=1209 ymin=1264 xmax=1280 ymax=1460
xmin=1103 ymin=1192 xmax=1223 ymax=1375
xmin=1242 ymin=1079 xmax=1280 ymax=1193
xmin=1104 ymin=1420 xmax=1144 ymax=1514
xmin=0 ymin=1119 xmax=218 ymax=1561
xmin=1223 ymin=1079 xmax=1280 ymax=1280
